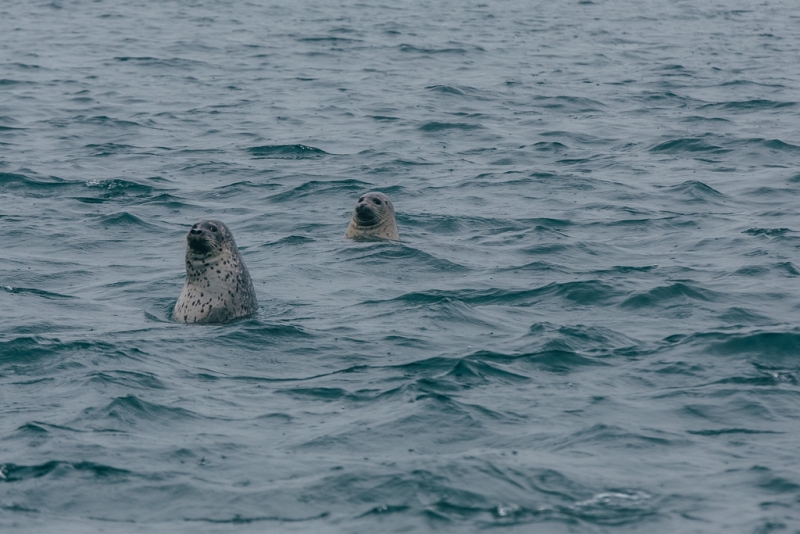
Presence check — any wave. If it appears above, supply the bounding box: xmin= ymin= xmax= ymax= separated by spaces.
xmin=651 ymin=138 xmax=730 ymax=154
xmin=398 ymin=44 xmax=472 ymax=54
xmin=305 ymin=463 xmax=655 ymax=528
xmin=297 ymin=36 xmax=363 ymax=43
xmin=700 ymin=99 xmax=795 ymax=111
xmin=0 ymin=461 xmax=131 ymax=483
xmin=113 ymin=56 xmax=209 ymax=69
xmin=83 ymin=394 xmax=198 ymax=427
xmin=754 ymin=138 xmax=800 ymax=151
xmin=532 ymin=141 xmax=569 ymax=151
xmin=339 ymin=244 xmax=469 ymax=273
xmin=93 ymin=212 xmax=159 ymax=228
xmin=709 ymin=331 xmax=800 ymax=359
xmin=74 ymin=115 xmax=143 ymax=128
xmin=743 ymin=227 xmax=791 ymax=237
xmin=444 ymin=358 xmax=531 ymax=384
xmin=85 ymin=370 xmax=165 ymax=390
xmin=476 ymin=349 xmax=607 ymax=374
xmin=549 ymin=423 xmax=681 ymax=451
xmin=185 ymin=512 xmax=330 ymax=524
xmin=419 ymin=121 xmax=484 ymax=132
xmin=267 ymin=179 xmax=371 ymax=202
xmin=278 ymin=387 xmax=366 ymax=402
xmin=526 ymin=323 xmax=641 ymax=354
xmin=83 ymin=143 xmax=140 ymax=157
xmin=368 ymin=115 xmax=401 ymax=121
xmin=210 ymin=180 xmax=281 ymax=198
xmin=1 ymin=286 xmax=75 ymax=300
xmin=499 ymin=260 xmax=570 ymax=274
xmin=0 ymin=172 xmax=71 ymax=191
xmin=386 ymin=280 xmax=623 ymax=307
xmin=0 ymin=337 xmax=146 ymax=365
xmin=718 ymin=307 xmax=774 ymax=326
xmin=261 ymin=235 xmax=316 ymax=248
xmin=247 ymin=144 xmax=329 ymax=159
xmin=532 ymin=95 xmax=606 ymax=113
xmin=83 ymin=178 xmax=155 ymax=194
xmin=0 ymin=79 xmax=31 ymax=86
xmin=659 ymin=330 xmax=800 ymax=373
xmin=687 ymin=428 xmax=781 ymax=436
xmin=425 ymin=84 xmax=469 ymax=96
xmin=1 ymin=174 xmax=171 ymax=206
xmin=620 ymin=282 xmax=721 ymax=309
xmin=213 ymin=322 xmax=313 ymax=350
xmin=658 ymin=181 xmax=725 ymax=203
xmin=392 ymin=349 xmax=606 ymax=377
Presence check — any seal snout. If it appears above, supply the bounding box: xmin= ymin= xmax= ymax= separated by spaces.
xmin=187 ymin=223 xmax=214 ymax=254
xmin=187 ymin=235 xmax=211 ymax=254
xmin=355 ymin=203 xmax=378 ymax=224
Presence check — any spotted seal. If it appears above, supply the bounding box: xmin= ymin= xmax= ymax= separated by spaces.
xmin=173 ymin=219 xmax=258 ymax=324
xmin=344 ymin=192 xmax=400 ymax=241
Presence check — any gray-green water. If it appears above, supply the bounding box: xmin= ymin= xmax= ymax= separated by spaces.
xmin=2 ymin=1 xmax=800 ymax=532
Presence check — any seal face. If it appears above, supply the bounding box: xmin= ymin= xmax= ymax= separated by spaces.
xmin=173 ymin=219 xmax=258 ymax=324
xmin=344 ymin=192 xmax=400 ymax=241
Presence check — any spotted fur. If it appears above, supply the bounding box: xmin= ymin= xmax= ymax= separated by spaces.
xmin=344 ymin=192 xmax=400 ymax=241
xmin=173 ymin=219 xmax=258 ymax=324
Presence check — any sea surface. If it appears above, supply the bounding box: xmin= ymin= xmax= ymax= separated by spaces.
xmin=2 ymin=0 xmax=800 ymax=532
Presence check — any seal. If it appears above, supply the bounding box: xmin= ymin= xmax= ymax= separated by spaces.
xmin=173 ymin=219 xmax=258 ymax=324
xmin=344 ymin=192 xmax=400 ymax=241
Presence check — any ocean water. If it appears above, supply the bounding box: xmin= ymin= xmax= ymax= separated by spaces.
xmin=2 ymin=0 xmax=800 ymax=531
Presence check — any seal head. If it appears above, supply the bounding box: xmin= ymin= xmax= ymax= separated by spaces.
xmin=344 ymin=192 xmax=400 ymax=241
xmin=173 ymin=219 xmax=258 ymax=324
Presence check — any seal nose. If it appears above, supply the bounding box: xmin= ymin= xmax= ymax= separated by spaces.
xmin=190 ymin=227 xmax=202 ymax=235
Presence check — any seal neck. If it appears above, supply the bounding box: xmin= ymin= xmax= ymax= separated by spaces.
xmin=185 ymin=249 xmax=227 ymax=280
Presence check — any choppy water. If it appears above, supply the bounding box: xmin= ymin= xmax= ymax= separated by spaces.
xmin=2 ymin=0 xmax=800 ymax=532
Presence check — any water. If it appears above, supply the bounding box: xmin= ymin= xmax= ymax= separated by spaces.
xmin=2 ymin=0 xmax=800 ymax=531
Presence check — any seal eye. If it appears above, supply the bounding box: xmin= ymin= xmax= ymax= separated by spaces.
xmin=209 ymin=225 xmax=218 ymax=233
xmin=373 ymin=198 xmax=382 ymax=205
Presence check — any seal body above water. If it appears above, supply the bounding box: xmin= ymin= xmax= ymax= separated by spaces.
xmin=173 ymin=219 xmax=258 ymax=324
xmin=344 ymin=192 xmax=400 ymax=241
